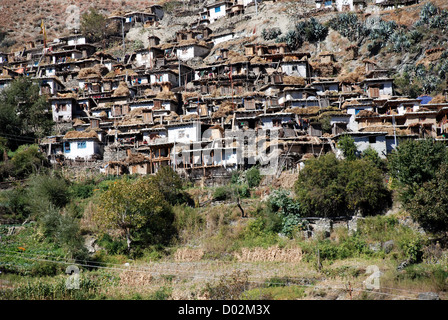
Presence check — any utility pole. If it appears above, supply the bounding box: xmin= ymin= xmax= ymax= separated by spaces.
xmin=178 ymin=56 xmax=182 ymax=88
xmin=392 ymin=114 xmax=397 ymax=149
xmin=121 ymin=17 xmax=126 ymax=58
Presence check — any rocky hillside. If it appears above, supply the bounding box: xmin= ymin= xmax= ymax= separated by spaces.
xmin=2 ymin=0 xmax=448 ymax=96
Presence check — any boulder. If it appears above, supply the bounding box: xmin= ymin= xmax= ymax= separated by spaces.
xmin=418 ymin=292 xmax=440 ymax=300
xmin=382 ymin=240 xmax=395 ymax=254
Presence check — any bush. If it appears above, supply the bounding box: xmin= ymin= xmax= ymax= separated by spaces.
xmin=27 ymin=172 xmax=71 ymax=211
xmin=204 ymin=270 xmax=249 ymax=300
xmin=267 ymin=189 xmax=303 ymax=237
xmin=151 ymin=166 xmax=193 ymax=206
xmin=295 ymin=154 xmax=391 ymax=217
xmin=262 ymin=28 xmax=282 ymax=41
xmin=70 ymin=183 xmax=94 ymax=199
xmin=328 ymin=13 xmax=367 ymax=42
xmin=97 ymin=233 xmax=128 ymax=255
xmin=246 ymin=166 xmax=261 ymax=188
xmin=10 ymin=145 xmax=48 ymax=179
xmin=388 ymin=138 xmax=448 ymax=202
xmin=213 ymin=186 xmax=233 ymax=201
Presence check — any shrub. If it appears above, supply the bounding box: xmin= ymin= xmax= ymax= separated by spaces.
xmin=27 ymin=172 xmax=71 ymax=211
xmin=328 ymin=13 xmax=367 ymax=42
xmin=70 ymin=183 xmax=94 ymax=199
xmin=204 ymin=270 xmax=250 ymax=300
xmin=337 ymin=134 xmax=358 ymax=161
xmin=295 ymin=154 xmax=391 ymax=217
xmin=246 ymin=166 xmax=261 ymax=188
xmin=213 ymin=186 xmax=233 ymax=201
xmin=262 ymin=28 xmax=282 ymax=41
xmin=10 ymin=145 xmax=48 ymax=179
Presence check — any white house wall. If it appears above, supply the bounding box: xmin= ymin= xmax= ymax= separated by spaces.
xmin=168 ymin=123 xmax=201 ymax=143
xmin=347 ymin=106 xmax=373 ymax=132
xmin=208 ymin=4 xmax=227 ymax=22
xmin=64 ymin=140 xmax=100 ymax=160
xmin=281 ymin=63 xmax=308 ymax=78
xmin=52 ymin=100 xmax=73 ymax=122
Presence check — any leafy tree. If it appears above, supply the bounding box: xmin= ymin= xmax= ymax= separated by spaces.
xmin=361 ymin=147 xmax=385 ymax=171
xmin=151 ymin=166 xmax=193 ymax=206
xmin=0 ymin=77 xmax=53 ymax=148
xmin=96 ymin=176 xmax=174 ymax=251
xmin=393 ymin=73 xmax=422 ymax=98
xmin=295 ymin=153 xmax=346 ymax=217
xmin=10 ymin=144 xmax=48 ymax=179
xmin=337 ymin=134 xmax=358 ymax=161
xmin=39 ymin=205 xmax=88 ymax=260
xmin=246 ymin=166 xmax=261 ymax=188
xmin=295 ymin=153 xmax=391 ymax=217
xmin=406 ymin=164 xmax=448 ymax=236
xmin=388 ymin=138 xmax=448 ymax=201
xmin=80 ymin=8 xmax=109 ymax=43
xmin=268 ymin=189 xmax=303 ymax=237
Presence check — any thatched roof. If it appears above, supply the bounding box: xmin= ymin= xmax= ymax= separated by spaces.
xmin=78 ymin=64 xmax=109 ymax=79
xmin=112 ymin=81 xmax=130 ymax=97
xmin=228 ymin=50 xmax=248 ymax=64
xmin=284 ymin=106 xmax=320 ymax=115
xmin=356 ymin=110 xmax=379 ymax=117
xmin=182 ymin=91 xmax=201 ymax=102
xmin=428 ymin=94 xmax=446 ymax=104
xmin=155 ymin=91 xmax=177 ymax=101
xmin=126 ymin=152 xmax=151 ymax=165
xmin=337 ymin=66 xmax=365 ymax=83
xmin=211 ymin=101 xmax=236 ymax=118
xmin=181 ymin=113 xmax=199 ymax=121
xmin=73 ymin=119 xmax=86 ymax=126
xmin=63 ymin=130 xmax=99 ymax=140
xmin=283 ymin=75 xmax=306 ymax=86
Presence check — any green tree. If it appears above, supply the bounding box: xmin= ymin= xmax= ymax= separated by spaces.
xmin=10 ymin=144 xmax=48 ymax=179
xmin=361 ymin=147 xmax=385 ymax=170
xmin=27 ymin=172 xmax=71 ymax=211
xmin=0 ymin=77 xmax=53 ymax=147
xmin=337 ymin=134 xmax=358 ymax=161
xmin=295 ymin=153 xmax=391 ymax=217
xmin=295 ymin=153 xmax=346 ymax=217
xmin=80 ymin=8 xmax=109 ymax=43
xmin=406 ymin=164 xmax=448 ymax=236
xmin=246 ymin=166 xmax=261 ymax=188
xmin=151 ymin=166 xmax=192 ymax=206
xmin=388 ymin=138 xmax=448 ymax=201
xmin=96 ymin=177 xmax=174 ymax=251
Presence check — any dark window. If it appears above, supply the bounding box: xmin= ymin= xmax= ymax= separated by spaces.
xmin=369 ymin=136 xmax=376 ymax=144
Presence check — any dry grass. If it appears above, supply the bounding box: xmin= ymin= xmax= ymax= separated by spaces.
xmin=429 ymin=94 xmax=447 ymax=104
xmin=112 ymin=81 xmax=130 ymax=97
xmin=283 ymin=75 xmax=306 ymax=86
xmin=174 ymin=248 xmax=205 ymax=262
xmin=63 ymin=130 xmax=99 ymax=140
xmin=235 ymin=246 xmax=303 ymax=263
xmin=119 ymin=270 xmax=153 ymax=287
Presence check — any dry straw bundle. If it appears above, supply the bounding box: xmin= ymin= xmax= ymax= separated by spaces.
xmin=234 ymin=245 xmax=303 ymax=263
xmin=174 ymin=248 xmax=205 ymax=262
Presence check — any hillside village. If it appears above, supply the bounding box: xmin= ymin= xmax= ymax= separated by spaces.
xmin=3 ymin=0 xmax=448 ymax=302
xmin=0 ymin=0 xmax=447 ymax=181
